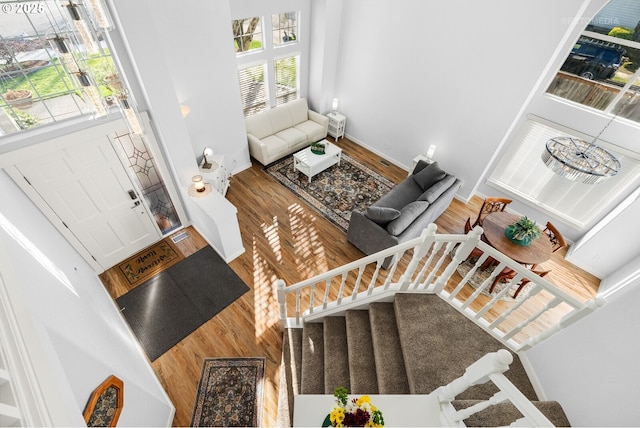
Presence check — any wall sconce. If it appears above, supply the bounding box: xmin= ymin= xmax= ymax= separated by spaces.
xmin=331 ymin=98 xmax=339 ymax=114
xmin=188 ymin=175 xmax=211 ymax=197
xmin=180 ymin=104 xmax=191 ymax=118
xmin=201 ymin=147 xmax=215 ymax=169
xmin=426 ymin=144 xmax=437 ymax=161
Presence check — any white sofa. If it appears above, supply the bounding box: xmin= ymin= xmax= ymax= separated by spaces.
xmin=245 ymin=98 xmax=329 ymax=165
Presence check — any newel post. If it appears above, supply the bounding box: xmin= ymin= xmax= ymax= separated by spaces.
xmin=432 ymin=225 xmax=483 ymax=293
xmin=276 ymin=279 xmax=287 ymax=330
xmin=398 ymin=224 xmax=437 ymax=291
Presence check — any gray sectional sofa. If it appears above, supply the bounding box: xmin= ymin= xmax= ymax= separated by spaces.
xmin=347 ymin=160 xmax=461 ymax=268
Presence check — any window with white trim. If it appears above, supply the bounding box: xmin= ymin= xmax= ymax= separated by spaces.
xmin=232 ymin=11 xmax=301 ymax=117
xmin=274 ymin=55 xmax=298 ymax=105
xmin=546 ymin=0 xmax=640 ymax=122
xmin=272 ymin=12 xmax=298 ymax=47
xmin=233 ymin=17 xmax=263 ymax=54
xmin=238 ymin=63 xmax=268 ymax=116
xmin=488 ymin=116 xmax=640 ymax=229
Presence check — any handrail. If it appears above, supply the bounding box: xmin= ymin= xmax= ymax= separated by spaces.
xmin=276 ymin=223 xmax=600 ymax=352
xmin=435 ymin=350 xmax=554 ymax=427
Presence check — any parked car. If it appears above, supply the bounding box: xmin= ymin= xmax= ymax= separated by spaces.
xmin=560 ymin=37 xmax=625 ymax=80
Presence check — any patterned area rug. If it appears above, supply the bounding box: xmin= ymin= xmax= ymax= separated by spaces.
xmin=191 ymin=357 xmax=266 ymax=427
xmin=456 ymin=257 xmax=532 ymax=302
xmin=265 ymin=152 xmax=396 ymax=232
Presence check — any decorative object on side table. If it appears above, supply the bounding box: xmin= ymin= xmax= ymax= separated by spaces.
xmin=83 ymin=375 xmax=124 ymax=427
xmin=322 ymin=387 xmax=384 ymax=427
xmin=505 ymin=216 xmax=541 ymax=247
xmin=310 ymin=140 xmax=327 ymax=155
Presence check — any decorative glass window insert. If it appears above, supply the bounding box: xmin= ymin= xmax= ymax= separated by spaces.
xmin=546 ymin=0 xmax=640 ymax=122
xmin=272 ymin=12 xmax=298 ymax=46
xmin=238 ymin=63 xmax=268 ymax=116
xmin=111 ymin=130 xmax=181 ymax=235
xmin=274 ymin=55 xmax=298 ymax=105
xmin=233 ymin=17 xmax=263 ymax=54
xmin=488 ymin=116 xmax=640 ymax=230
xmin=0 ymin=0 xmax=117 ymax=135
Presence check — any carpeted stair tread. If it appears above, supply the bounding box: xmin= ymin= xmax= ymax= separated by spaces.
xmin=369 ymin=302 xmax=410 ymax=394
xmin=452 ymin=400 xmax=571 ymax=427
xmin=393 ymin=293 xmax=537 ymax=400
xmin=323 ymin=317 xmax=351 ymax=393
xmin=301 ymin=323 xmax=325 ymax=394
xmin=345 ymin=310 xmax=378 ymax=394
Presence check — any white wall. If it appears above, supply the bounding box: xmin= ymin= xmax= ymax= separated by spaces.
xmin=524 ymin=281 xmax=640 ymax=426
xmin=0 ymin=171 xmax=174 ymax=426
xmin=324 ymin=0 xmax=587 ymax=200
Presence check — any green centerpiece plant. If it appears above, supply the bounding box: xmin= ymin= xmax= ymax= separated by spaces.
xmin=505 ymin=216 xmax=541 ymax=246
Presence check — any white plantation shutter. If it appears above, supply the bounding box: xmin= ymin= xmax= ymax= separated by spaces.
xmin=274 ymin=56 xmax=299 ymax=106
xmin=488 ymin=116 xmax=640 ymax=229
xmin=238 ymin=64 xmax=268 ymax=116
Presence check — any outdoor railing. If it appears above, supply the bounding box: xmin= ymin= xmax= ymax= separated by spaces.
xmin=277 ymin=223 xmax=601 ymax=352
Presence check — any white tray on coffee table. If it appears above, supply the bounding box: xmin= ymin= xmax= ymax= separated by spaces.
xmin=293 ymin=140 xmax=342 ymax=182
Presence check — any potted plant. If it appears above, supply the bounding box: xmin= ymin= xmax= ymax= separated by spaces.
xmin=505 ymin=216 xmax=541 ymax=246
xmin=2 ymin=88 xmax=33 ymax=109
xmin=310 ymin=140 xmax=326 ymax=155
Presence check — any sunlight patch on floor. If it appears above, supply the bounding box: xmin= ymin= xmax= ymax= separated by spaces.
xmin=252 ymin=233 xmax=280 ymax=338
xmin=289 ymin=203 xmax=329 ymax=277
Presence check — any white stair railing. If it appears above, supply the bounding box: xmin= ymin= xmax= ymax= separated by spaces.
xmin=277 ymin=223 xmax=601 ymax=352
xmin=435 ymin=349 xmax=554 ymax=427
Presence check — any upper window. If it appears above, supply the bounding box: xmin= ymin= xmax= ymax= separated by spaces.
xmin=233 ymin=17 xmax=263 ymax=54
xmin=274 ymin=56 xmax=298 ymax=105
xmin=546 ymin=0 xmax=640 ymax=122
xmin=0 ymin=0 xmax=116 ymax=135
xmin=272 ymin=12 xmax=298 ymax=47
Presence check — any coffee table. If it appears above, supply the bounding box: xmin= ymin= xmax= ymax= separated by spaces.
xmin=292 ymin=140 xmax=342 ymax=182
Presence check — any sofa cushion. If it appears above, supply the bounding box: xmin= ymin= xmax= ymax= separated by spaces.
xmin=261 ymin=135 xmax=288 ymax=158
xmin=412 ymin=162 xmax=446 ymax=191
xmin=294 ymin=120 xmax=326 ymax=141
xmin=276 ymin=127 xmax=307 ymax=148
xmin=386 ymin=201 xmax=430 ymax=236
xmin=418 ymin=174 xmax=457 ymax=203
xmin=246 ymin=113 xmax=273 ymax=140
xmin=287 ymin=98 xmax=309 ymax=124
xmin=365 ymin=206 xmax=402 ymax=224
xmin=269 ymin=104 xmax=294 ymax=133
xmin=373 ymin=179 xmax=423 ymax=211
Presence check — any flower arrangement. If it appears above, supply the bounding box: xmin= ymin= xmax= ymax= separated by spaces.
xmin=324 ymin=387 xmax=384 ymax=427
xmin=310 ymin=140 xmax=326 ymax=154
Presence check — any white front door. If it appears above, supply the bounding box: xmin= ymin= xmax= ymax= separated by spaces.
xmin=14 ymin=136 xmax=160 ymax=269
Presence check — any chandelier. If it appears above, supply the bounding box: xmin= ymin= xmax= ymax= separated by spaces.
xmin=541 ymin=136 xmax=621 ymax=184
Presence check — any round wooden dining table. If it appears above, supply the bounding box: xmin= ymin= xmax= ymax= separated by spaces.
xmin=481 ymin=212 xmax=553 ymax=266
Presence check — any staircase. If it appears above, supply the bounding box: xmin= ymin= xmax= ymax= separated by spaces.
xmin=282 ymin=293 xmax=570 ymax=427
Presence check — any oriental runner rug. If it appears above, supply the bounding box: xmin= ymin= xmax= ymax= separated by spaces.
xmin=265 ymin=152 xmax=396 ymax=232
xmin=191 ymin=357 xmax=266 ymax=427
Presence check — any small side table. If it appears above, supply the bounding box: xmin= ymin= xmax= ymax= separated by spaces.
xmin=327 ymin=112 xmax=346 ymax=140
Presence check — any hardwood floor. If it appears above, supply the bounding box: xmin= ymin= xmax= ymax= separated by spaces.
xmin=99 ymin=137 xmax=600 ymax=427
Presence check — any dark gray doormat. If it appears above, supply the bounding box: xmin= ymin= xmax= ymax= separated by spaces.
xmin=116 ymin=246 xmax=249 ymax=361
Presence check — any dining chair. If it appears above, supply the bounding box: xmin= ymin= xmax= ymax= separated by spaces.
xmin=543 ymin=222 xmax=567 ymax=253
xmin=488 ymin=267 xmax=550 ymax=298
xmin=464 ymin=217 xmax=484 ymax=260
xmin=472 ymin=197 xmax=512 ymax=227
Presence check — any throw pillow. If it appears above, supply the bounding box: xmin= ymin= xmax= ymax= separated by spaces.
xmin=412 ymin=162 xmax=446 ymax=191
xmin=386 ymin=201 xmax=429 ymax=236
xmin=418 ymin=174 xmax=457 ymax=203
xmin=365 ymin=206 xmax=402 ymax=224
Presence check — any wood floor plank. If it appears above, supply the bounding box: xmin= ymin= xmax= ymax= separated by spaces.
xmin=100 ymin=136 xmax=599 ymax=426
